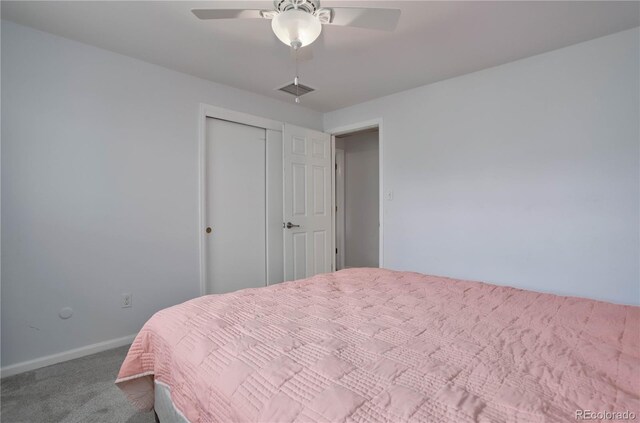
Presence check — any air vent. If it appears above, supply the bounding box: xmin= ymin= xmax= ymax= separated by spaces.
xmin=278 ymin=81 xmax=315 ymax=97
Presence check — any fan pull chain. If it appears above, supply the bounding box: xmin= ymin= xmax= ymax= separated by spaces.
xmin=294 ymin=44 xmax=300 ymax=104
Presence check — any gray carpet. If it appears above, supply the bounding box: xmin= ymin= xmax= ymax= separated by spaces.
xmin=1 ymin=345 xmax=155 ymax=423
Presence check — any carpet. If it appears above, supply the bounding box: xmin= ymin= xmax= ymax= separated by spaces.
xmin=1 ymin=345 xmax=155 ymax=423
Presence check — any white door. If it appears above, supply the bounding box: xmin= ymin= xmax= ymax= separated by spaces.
xmin=283 ymin=124 xmax=332 ymax=281
xmin=206 ymin=118 xmax=266 ymax=293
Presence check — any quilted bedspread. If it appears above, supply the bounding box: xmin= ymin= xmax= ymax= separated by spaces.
xmin=116 ymin=268 xmax=640 ymax=422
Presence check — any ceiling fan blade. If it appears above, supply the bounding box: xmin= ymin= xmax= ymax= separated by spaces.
xmin=191 ymin=9 xmax=264 ymax=20
xmin=328 ymin=7 xmax=401 ymax=31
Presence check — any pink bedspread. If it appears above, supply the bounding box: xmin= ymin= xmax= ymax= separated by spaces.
xmin=117 ymin=268 xmax=640 ymax=422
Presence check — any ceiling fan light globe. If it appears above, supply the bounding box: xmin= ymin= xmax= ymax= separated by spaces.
xmin=271 ymin=9 xmax=322 ymax=48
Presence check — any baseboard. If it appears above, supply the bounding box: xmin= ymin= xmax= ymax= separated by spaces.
xmin=1 ymin=333 xmax=137 ymax=378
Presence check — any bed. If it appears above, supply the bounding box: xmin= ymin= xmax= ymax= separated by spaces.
xmin=116 ymin=268 xmax=640 ymax=422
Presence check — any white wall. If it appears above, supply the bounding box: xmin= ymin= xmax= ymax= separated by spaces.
xmin=0 ymin=20 xmax=323 ymax=371
xmin=340 ymin=131 xmax=379 ymax=268
xmin=325 ymin=28 xmax=640 ymax=305
xmin=2 ymin=20 xmax=638 ymax=376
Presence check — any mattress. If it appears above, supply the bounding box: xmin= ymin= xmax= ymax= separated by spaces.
xmin=116 ymin=268 xmax=640 ymax=422
xmin=155 ymin=381 xmax=189 ymax=423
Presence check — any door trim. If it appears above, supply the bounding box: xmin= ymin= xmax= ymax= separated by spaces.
xmin=334 ymin=148 xmax=345 ymax=270
xmin=198 ymin=104 xmax=284 ymax=296
xmin=325 ymin=118 xmax=384 ymax=268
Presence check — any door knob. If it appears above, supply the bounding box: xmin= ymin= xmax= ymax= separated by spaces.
xmin=206 ymin=227 xmax=212 ymax=234
xmin=284 ymin=222 xmax=300 ymax=229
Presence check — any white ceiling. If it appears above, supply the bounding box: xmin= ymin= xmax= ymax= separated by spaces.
xmin=2 ymin=1 xmax=638 ymax=112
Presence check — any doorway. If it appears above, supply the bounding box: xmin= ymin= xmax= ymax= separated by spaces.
xmin=335 ymin=127 xmax=380 ymax=270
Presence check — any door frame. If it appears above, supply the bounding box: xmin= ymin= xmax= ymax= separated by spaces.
xmin=334 ymin=148 xmax=345 ymax=270
xmin=325 ymin=118 xmax=384 ymax=269
xmin=198 ymin=104 xmax=283 ymax=296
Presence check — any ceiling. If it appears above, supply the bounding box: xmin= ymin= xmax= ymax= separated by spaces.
xmin=2 ymin=1 xmax=638 ymax=112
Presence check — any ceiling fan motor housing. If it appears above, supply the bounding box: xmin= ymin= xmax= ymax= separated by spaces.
xmin=263 ymin=0 xmax=331 ymax=26
xmin=274 ymin=0 xmax=320 ymax=14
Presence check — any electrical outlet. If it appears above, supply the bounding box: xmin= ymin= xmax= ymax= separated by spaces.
xmin=121 ymin=293 xmax=132 ymax=308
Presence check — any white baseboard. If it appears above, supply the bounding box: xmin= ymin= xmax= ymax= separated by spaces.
xmin=1 ymin=333 xmax=138 ymax=378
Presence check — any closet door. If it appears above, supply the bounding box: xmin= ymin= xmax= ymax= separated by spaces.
xmin=205 ymin=118 xmax=266 ymax=294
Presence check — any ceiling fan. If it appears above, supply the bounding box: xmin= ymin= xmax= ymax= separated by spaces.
xmin=192 ymin=0 xmax=401 ymax=50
